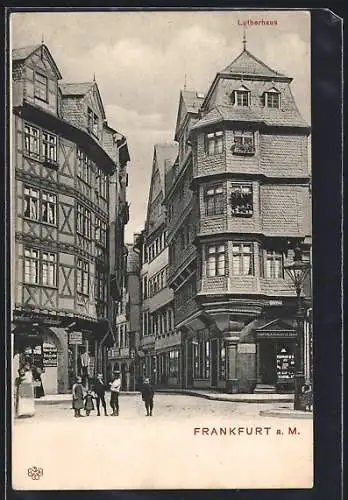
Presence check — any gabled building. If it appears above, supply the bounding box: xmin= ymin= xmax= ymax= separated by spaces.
xmin=11 ymin=43 xmax=130 ymax=394
xmin=164 ymin=42 xmax=311 ymax=393
xmin=138 ymin=143 xmax=178 ymax=384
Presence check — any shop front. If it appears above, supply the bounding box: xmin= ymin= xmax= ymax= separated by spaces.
xmin=13 ymin=323 xmax=69 ymax=395
xmin=255 ymin=320 xmax=297 ymax=392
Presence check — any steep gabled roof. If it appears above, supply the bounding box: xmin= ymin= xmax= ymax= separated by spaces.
xmin=154 ymin=142 xmax=179 ymax=189
xmin=181 ymin=89 xmax=205 ymax=113
xmin=59 ymin=81 xmax=106 ymax=119
xmin=12 ymin=43 xmax=62 ymax=79
xmin=221 ymin=49 xmax=287 ymax=78
xmin=12 ymin=44 xmax=41 ymax=61
xmin=174 ymin=89 xmax=205 ymax=140
xmin=59 ymin=82 xmax=94 ymax=96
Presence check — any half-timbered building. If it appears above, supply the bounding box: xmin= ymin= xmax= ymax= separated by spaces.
xmin=11 ymin=43 xmax=130 ymax=394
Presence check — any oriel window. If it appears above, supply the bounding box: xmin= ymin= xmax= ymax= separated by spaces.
xmin=205 ymin=185 xmax=224 ymax=216
xmin=232 ymin=243 xmax=254 ymax=276
xmin=34 ymin=72 xmax=48 ymax=102
xmin=205 ymin=131 xmax=223 ymax=155
xmin=206 ymin=244 xmax=226 ymax=277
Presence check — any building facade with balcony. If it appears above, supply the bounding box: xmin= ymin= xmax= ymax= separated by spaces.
xmin=137 ymin=144 xmax=179 ymax=386
xmin=164 ymin=44 xmax=311 ymax=393
xmin=11 ymin=43 xmax=130 ymax=394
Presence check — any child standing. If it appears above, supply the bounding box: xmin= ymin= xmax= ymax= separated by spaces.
xmin=84 ymin=389 xmax=95 ymax=416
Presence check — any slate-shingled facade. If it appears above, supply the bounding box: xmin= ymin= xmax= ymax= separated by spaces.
xmin=163 ymin=44 xmax=312 ymax=393
xmin=11 ymin=43 xmax=130 ymax=394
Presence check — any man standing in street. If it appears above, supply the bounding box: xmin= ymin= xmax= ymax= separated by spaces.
xmin=94 ymin=373 xmax=108 ymax=416
xmin=109 ymin=370 xmax=121 ymax=416
xmin=140 ymin=378 xmax=154 ymax=416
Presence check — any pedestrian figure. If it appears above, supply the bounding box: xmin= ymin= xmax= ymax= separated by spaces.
xmin=14 ymin=366 xmax=35 ymax=418
xmin=72 ymin=376 xmax=84 ymax=418
xmin=94 ymin=373 xmax=108 ymax=416
xmin=84 ymin=389 xmax=95 ymax=416
xmin=32 ymin=365 xmax=45 ymax=399
xmin=109 ymin=370 xmax=121 ymax=416
xmin=141 ymin=378 xmax=154 ymax=416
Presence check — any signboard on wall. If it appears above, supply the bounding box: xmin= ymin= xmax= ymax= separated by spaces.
xmin=43 ymin=344 xmax=58 ymax=367
xmin=237 ymin=343 xmax=256 ymax=354
xmin=276 ymin=349 xmax=295 ymax=380
xmin=69 ymin=332 xmax=83 ymax=345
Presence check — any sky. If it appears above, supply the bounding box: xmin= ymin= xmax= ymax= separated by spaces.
xmin=11 ymin=10 xmax=311 ymax=242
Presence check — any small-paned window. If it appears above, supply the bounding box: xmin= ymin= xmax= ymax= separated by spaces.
xmin=205 ymin=131 xmax=224 ymax=155
xmin=206 ymin=244 xmax=226 ymax=277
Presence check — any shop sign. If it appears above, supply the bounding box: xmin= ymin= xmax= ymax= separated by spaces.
xmin=268 ymin=300 xmax=283 ymax=306
xmin=276 ymin=349 xmax=295 ymax=380
xmin=237 ymin=343 xmax=256 ymax=354
xmin=69 ymin=332 xmax=83 ymax=345
xmin=257 ymin=331 xmax=296 ymax=339
xmin=43 ymin=345 xmax=58 ymax=367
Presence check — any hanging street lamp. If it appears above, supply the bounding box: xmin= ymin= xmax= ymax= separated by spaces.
xmin=284 ymin=244 xmax=311 ymax=411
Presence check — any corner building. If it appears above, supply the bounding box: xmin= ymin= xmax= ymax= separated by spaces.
xmin=165 ymin=45 xmax=311 ymax=393
xmin=11 ymin=44 xmax=130 ymax=394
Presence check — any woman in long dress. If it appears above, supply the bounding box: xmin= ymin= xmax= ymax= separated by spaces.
xmin=15 ymin=366 xmax=35 ymax=418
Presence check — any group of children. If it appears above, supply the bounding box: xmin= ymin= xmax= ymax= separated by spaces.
xmin=71 ymin=371 xmax=155 ymax=418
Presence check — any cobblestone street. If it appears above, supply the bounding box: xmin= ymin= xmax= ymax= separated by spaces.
xmin=13 ymin=394 xmax=313 ymax=490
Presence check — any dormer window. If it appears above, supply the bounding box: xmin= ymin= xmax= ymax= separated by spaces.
xmin=233 ymin=85 xmax=250 ymax=107
xmin=88 ymin=108 xmax=99 ymax=138
xmin=264 ymin=88 xmax=281 ymax=108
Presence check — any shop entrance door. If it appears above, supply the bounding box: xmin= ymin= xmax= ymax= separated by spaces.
xmin=259 ymin=341 xmax=277 ymax=385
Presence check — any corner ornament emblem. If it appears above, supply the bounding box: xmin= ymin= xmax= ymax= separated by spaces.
xmin=27 ymin=466 xmax=43 ymax=480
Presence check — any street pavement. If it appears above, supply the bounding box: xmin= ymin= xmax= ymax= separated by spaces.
xmin=12 ymin=394 xmax=313 ymax=490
